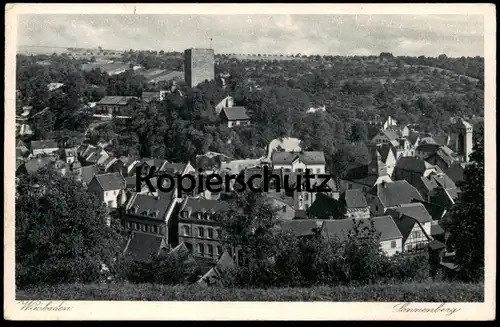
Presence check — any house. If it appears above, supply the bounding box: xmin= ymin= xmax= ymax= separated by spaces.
xmin=75 ymin=164 xmax=100 ymax=187
xmin=196 ymin=152 xmax=233 ymax=171
xmin=370 ymin=128 xmax=400 ymax=145
xmin=365 ymin=180 xmax=424 ymax=216
xmin=386 ymin=202 xmax=433 ymax=241
xmin=85 ymin=148 xmax=110 ymax=166
xmin=382 ymin=116 xmax=398 ymax=130
xmin=415 ymin=143 xmax=441 ymax=160
xmin=394 ymin=157 xmax=438 ymax=186
xmin=266 ymin=137 xmax=302 ymax=159
xmin=369 ymin=143 xmax=397 ymax=177
xmin=177 ymin=198 xmax=230 ymax=263
xmin=108 ymin=156 xmax=141 ymax=177
xmin=47 ymin=82 xmax=64 ymax=92
xmin=417 ymin=172 xmax=459 ymax=203
xmin=95 ymin=96 xmax=136 ymax=116
xmin=387 ymin=205 xmax=432 ymax=253
xmin=121 ymin=231 xmax=169 ymax=261
xmin=426 ymin=146 xmax=458 ymax=172
xmin=141 ymin=91 xmax=168 ymax=103
xmin=87 ymin=173 xmax=126 ymax=210
xmin=320 ymin=216 xmax=404 ymax=257
xmin=135 ymin=158 xmax=170 ymax=176
xmin=215 ymin=95 xmax=234 ymax=115
xmin=340 ymin=148 xmax=392 ymax=193
xmin=279 ymin=219 xmax=323 ymax=237
xmin=390 ymin=137 xmax=416 ymax=159
xmin=122 ymin=191 xmax=178 ymax=244
xmin=266 ymin=191 xmax=297 ymax=220
xmin=339 ymin=189 xmax=370 ymax=219
xmin=197 ymin=250 xmax=237 ymax=287
xmin=98 ymin=156 xmax=118 ymax=174
xmin=30 ymin=139 xmax=59 ymax=156
xmin=17 ymin=157 xmax=55 ymax=175
xmin=271 ymin=151 xmax=326 ymax=174
xmin=63 ymin=148 xmax=78 ymax=164
xmin=220 ymin=106 xmax=251 ymax=128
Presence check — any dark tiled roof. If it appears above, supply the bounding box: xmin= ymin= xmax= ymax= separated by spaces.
xmin=396 ymin=157 xmax=434 ymax=173
xmin=31 ymin=139 xmax=58 ymax=150
xmin=271 ymin=151 xmax=326 ymax=165
xmin=382 ymin=129 xmax=401 ymax=141
xmin=416 ymin=143 xmax=440 ymax=155
xmin=407 ymin=133 xmax=420 ymax=145
xmin=159 ymin=162 xmax=187 ymax=174
xmin=429 ymin=239 xmax=446 ymax=250
xmin=279 ymin=219 xmax=322 ymax=237
xmin=388 ymin=203 xmax=433 ymax=224
xmin=24 ymin=157 xmax=54 ymax=173
xmin=221 ymin=106 xmax=250 ymax=121
xmin=93 ymin=172 xmax=126 ymax=191
xmin=391 ymin=214 xmax=418 ymax=243
xmin=182 ymin=198 xmax=230 ymax=218
xmin=97 ymin=96 xmax=135 ymax=105
xmin=81 ymin=165 xmax=99 ymax=185
xmin=367 ymin=180 xmax=423 ymax=208
xmin=431 ymin=224 xmax=445 ymax=236
xmin=123 ymin=232 xmax=166 ymax=261
xmin=411 ymin=199 xmax=447 ymax=221
xmin=125 ymin=193 xmax=175 ymax=220
xmin=377 ymin=144 xmax=395 ymax=163
xmin=340 ymin=189 xmax=368 ymax=208
xmin=321 ymin=216 xmax=402 ymax=242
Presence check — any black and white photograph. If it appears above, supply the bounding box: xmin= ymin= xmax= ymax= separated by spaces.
xmin=4 ymin=3 xmax=495 ymax=321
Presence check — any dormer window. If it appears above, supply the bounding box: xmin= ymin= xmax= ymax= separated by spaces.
xmin=204 ymin=212 xmax=210 ymax=220
xmin=197 ymin=212 xmax=202 ymax=220
xmin=182 ymin=210 xmax=189 ymax=218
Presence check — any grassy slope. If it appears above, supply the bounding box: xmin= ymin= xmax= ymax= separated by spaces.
xmin=17 ymin=281 xmax=483 ymax=302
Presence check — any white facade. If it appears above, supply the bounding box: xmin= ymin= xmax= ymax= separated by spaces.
xmin=273 ymin=159 xmax=325 ymax=175
xmin=33 ymin=147 xmax=59 ymax=156
xmin=380 ymin=238 xmax=403 ymax=257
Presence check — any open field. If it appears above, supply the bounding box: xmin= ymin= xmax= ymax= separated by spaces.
xmin=17 ymin=281 xmax=483 ymax=302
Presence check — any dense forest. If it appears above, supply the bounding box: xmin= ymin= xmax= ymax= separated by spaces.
xmin=16 ymin=51 xmax=484 ymax=177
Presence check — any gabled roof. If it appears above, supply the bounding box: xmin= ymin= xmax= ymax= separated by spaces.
xmin=122 ymin=232 xmax=167 ymax=261
xmin=367 ymin=180 xmax=424 ymax=208
xmin=340 ymin=189 xmax=368 ymax=208
xmin=407 ymin=133 xmax=420 ymax=146
xmin=271 ymin=151 xmax=326 ymax=165
xmin=321 ymin=216 xmax=403 ymax=242
xmin=221 ymin=106 xmax=250 ymax=121
xmin=80 ymin=165 xmax=99 ymax=185
xmin=386 ymin=202 xmax=433 ymax=224
xmin=91 ymin=172 xmax=126 ymax=191
xmin=377 ymin=144 xmax=396 ymax=163
xmin=159 ymin=162 xmax=187 ymax=174
xmin=381 ymin=129 xmax=400 ymax=141
xmin=24 ymin=157 xmax=55 ymax=173
xmin=396 ymin=157 xmax=435 ymax=173
xmin=31 ymin=139 xmax=58 ymax=151
xmin=279 ymin=219 xmax=322 ymax=237
xmin=391 ymin=214 xmax=419 ymax=243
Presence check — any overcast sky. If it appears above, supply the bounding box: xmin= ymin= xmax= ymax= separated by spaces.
xmin=17 ymin=14 xmax=484 ymax=57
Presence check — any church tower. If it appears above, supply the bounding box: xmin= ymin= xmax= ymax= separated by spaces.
xmin=453 ymin=118 xmax=473 ymax=162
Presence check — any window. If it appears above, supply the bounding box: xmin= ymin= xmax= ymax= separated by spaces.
xmin=153 ymin=225 xmax=158 ymax=234
xmin=296 ymin=168 xmax=303 ymax=172
xmin=127 ymin=221 xmax=133 ymax=229
xmin=217 ymin=246 xmax=223 ymax=256
xmin=316 ymin=168 xmax=321 ymax=174
xmin=208 ymin=228 xmax=214 ymax=239
xmin=304 ymin=193 xmax=309 ymax=201
xmin=198 ymin=243 xmax=204 ymax=255
xmin=183 ymin=225 xmax=190 ymax=236
xmin=107 ymin=200 xmax=113 ymax=207
xmin=413 ymin=231 xmax=421 ymax=239
xmin=204 ymin=212 xmax=210 ymax=220
xmin=135 ymin=223 xmax=140 ymax=230
xmin=198 ymin=227 xmax=205 ymax=237
xmin=348 ymin=184 xmax=352 ymax=190
xmin=216 ymin=229 xmax=222 ymax=239
xmin=208 ymin=244 xmax=214 ymax=256
xmin=142 ymin=224 xmax=148 ymax=232
xmin=391 ymin=240 xmax=397 ymax=248
xmin=181 ymin=211 xmax=189 ymax=218
xmin=375 ymin=205 xmax=379 ymax=211
xmin=197 ymin=212 xmax=202 ymax=220
xmin=282 ymin=206 xmax=287 ymax=213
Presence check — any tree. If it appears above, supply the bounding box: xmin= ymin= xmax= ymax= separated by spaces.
xmin=442 ymin=138 xmax=484 ymax=281
xmin=16 ymin=168 xmax=124 ymax=287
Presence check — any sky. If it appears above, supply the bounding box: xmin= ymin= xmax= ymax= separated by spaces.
xmin=17 ymin=14 xmax=484 ymax=57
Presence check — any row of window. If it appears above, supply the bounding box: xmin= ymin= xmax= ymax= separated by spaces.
xmin=127 ymin=221 xmax=161 ymax=234
xmin=197 ymin=243 xmax=223 ymax=257
xmin=180 ymin=211 xmax=215 ymax=220
xmin=183 ymin=225 xmax=221 ymax=239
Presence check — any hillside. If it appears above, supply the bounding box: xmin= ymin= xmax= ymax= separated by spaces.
xmin=17 ymin=281 xmax=483 ymax=301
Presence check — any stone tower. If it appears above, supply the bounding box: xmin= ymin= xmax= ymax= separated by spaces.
xmin=184 ymin=48 xmax=215 ymax=88
xmin=453 ymin=118 xmax=473 ymax=162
